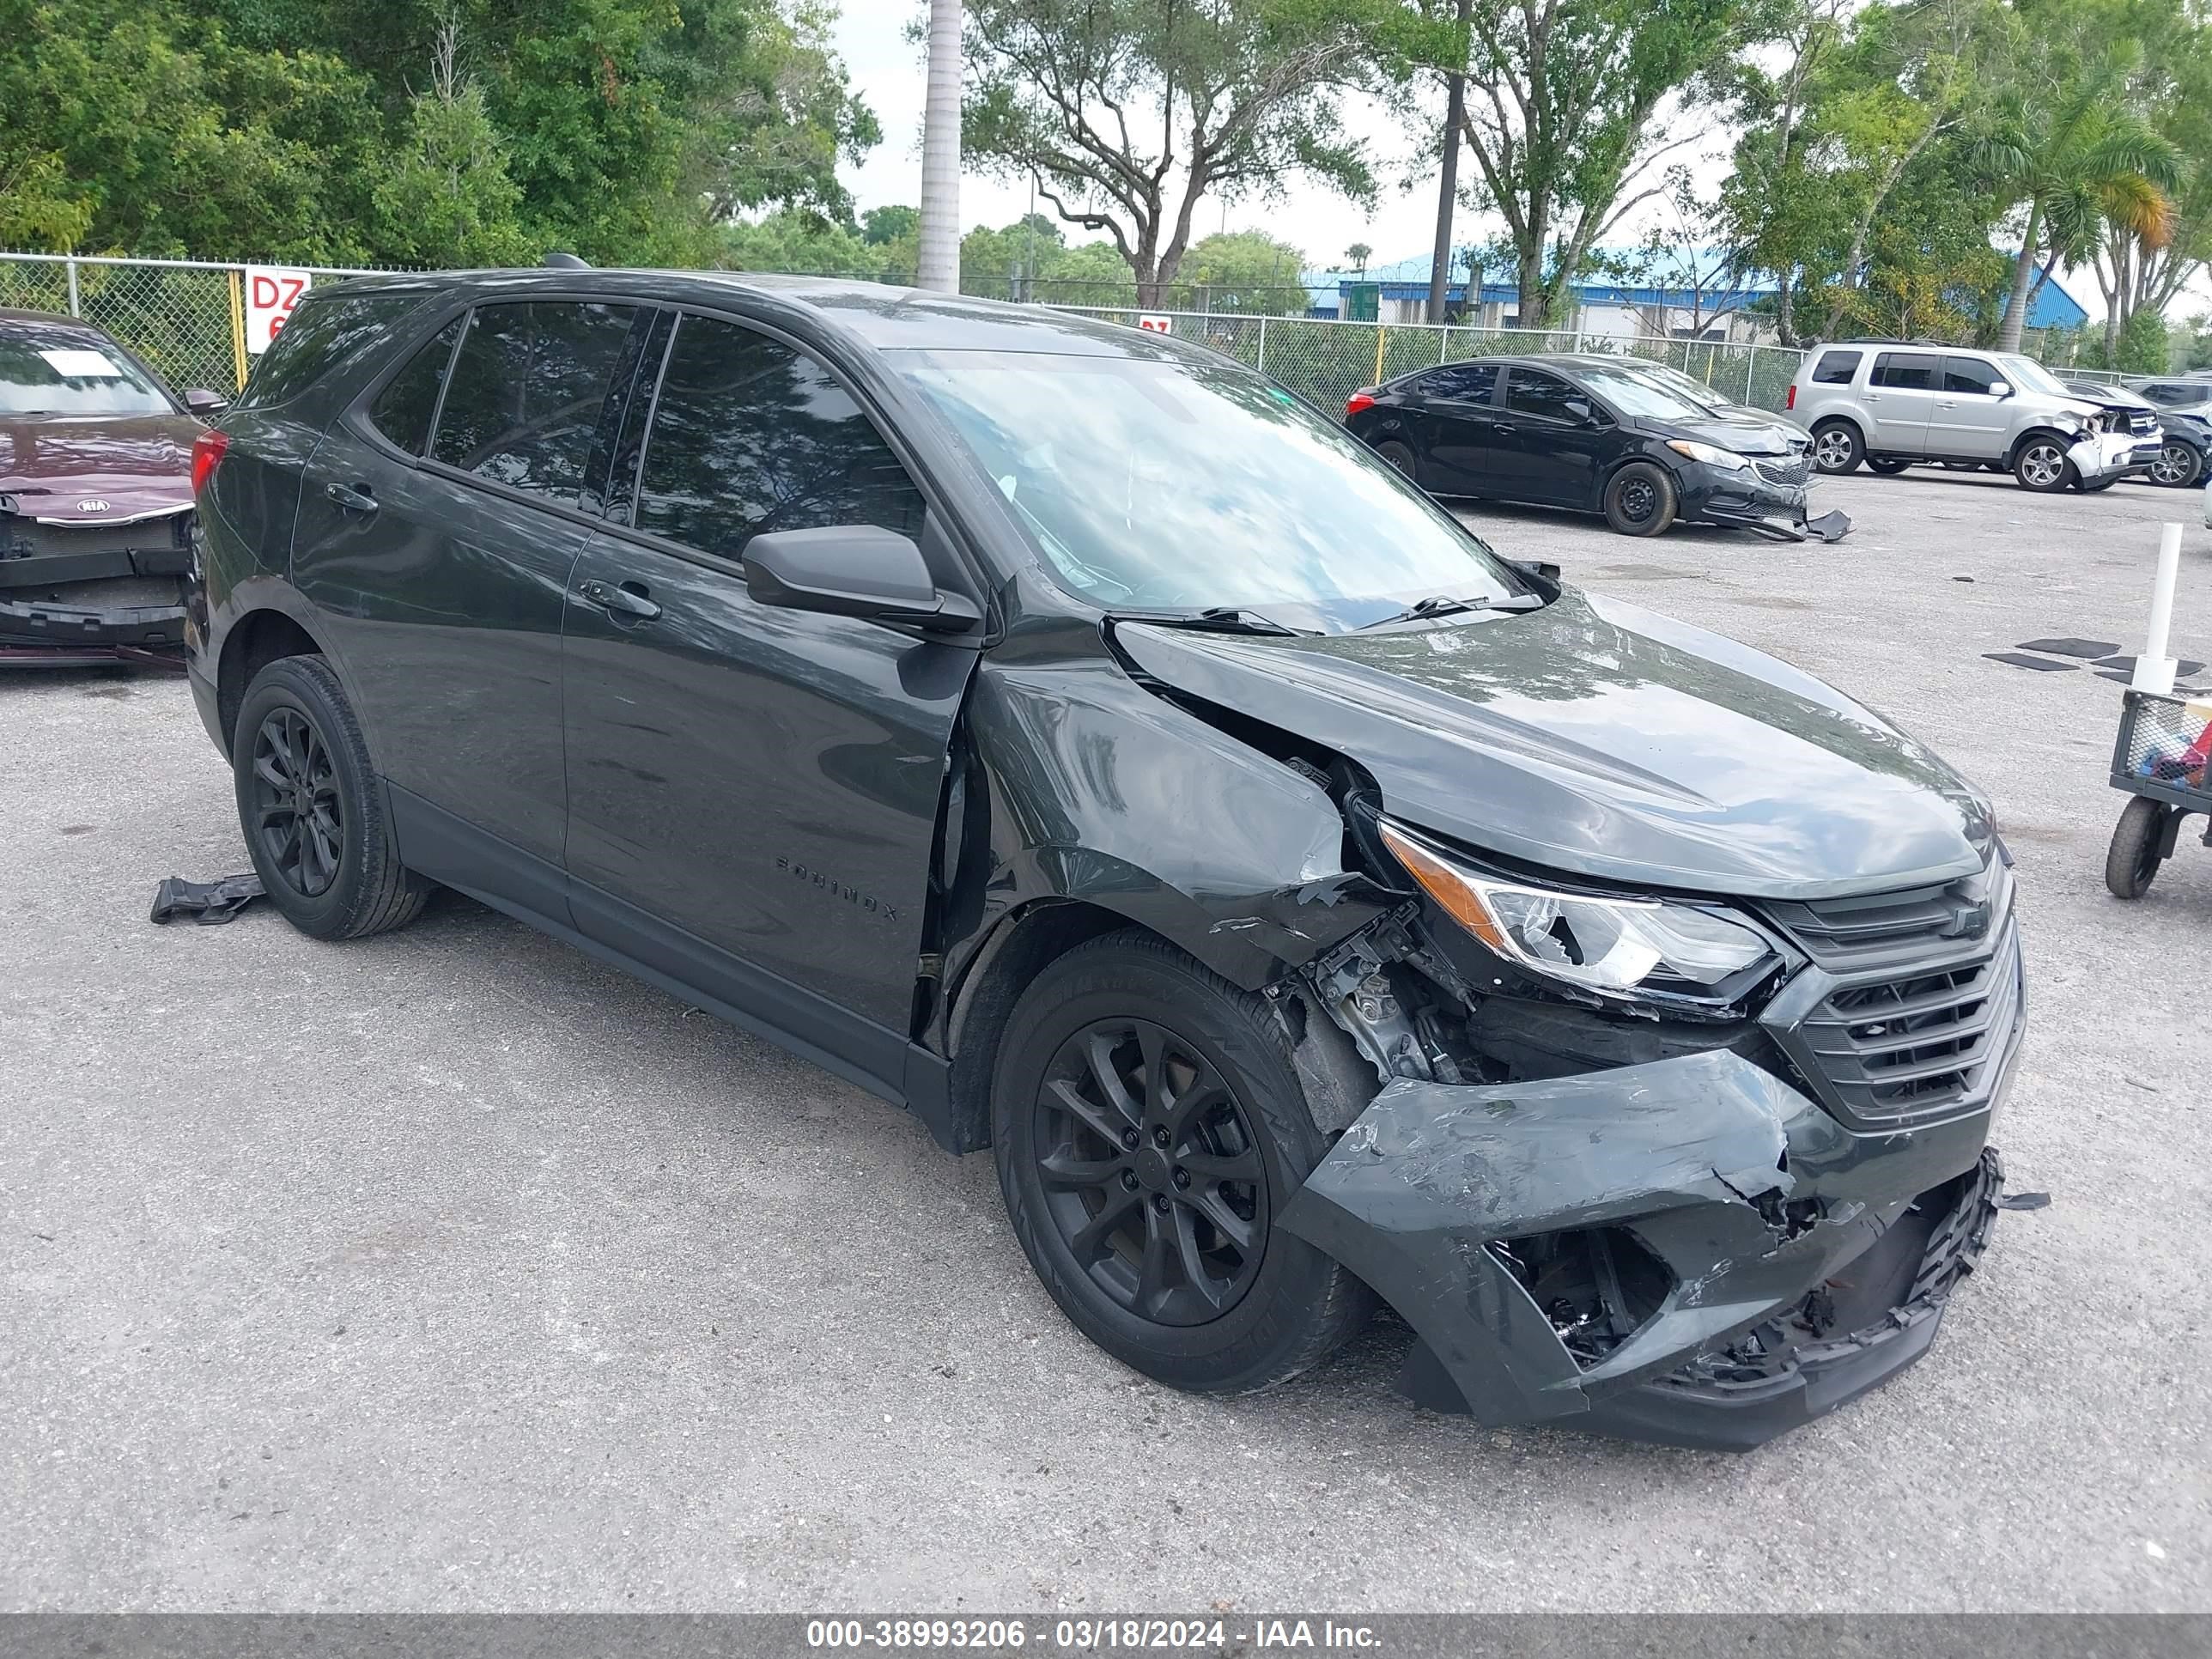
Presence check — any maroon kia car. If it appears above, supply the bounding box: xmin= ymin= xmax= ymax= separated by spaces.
xmin=0 ymin=307 xmax=228 ymax=665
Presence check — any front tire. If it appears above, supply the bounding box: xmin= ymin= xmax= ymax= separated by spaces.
xmin=991 ymin=931 xmax=1370 ymax=1395
xmin=2150 ymin=441 xmax=2203 ymax=489
xmin=2014 ymin=434 xmax=2073 ymax=492
xmin=1867 ymin=455 xmax=1912 ymax=475
xmin=1811 ymin=420 xmax=1863 ymax=474
xmin=1602 ymin=461 xmax=1678 ymax=536
xmin=233 ymin=655 xmax=429 ymax=940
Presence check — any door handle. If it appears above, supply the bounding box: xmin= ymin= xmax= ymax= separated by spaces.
xmin=577 ymin=578 xmax=662 ymax=622
xmin=324 ymin=482 xmax=378 ymax=514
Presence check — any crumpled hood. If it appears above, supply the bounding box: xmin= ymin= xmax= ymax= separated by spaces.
xmin=0 ymin=414 xmax=198 ymax=523
xmin=1634 ymin=412 xmax=1807 ymax=456
xmin=1115 ymin=589 xmax=1993 ymax=901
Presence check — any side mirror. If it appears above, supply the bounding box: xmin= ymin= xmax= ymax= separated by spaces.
xmin=744 ymin=526 xmax=981 ymax=633
xmin=1565 ymin=398 xmax=1597 ymax=423
xmin=1987 ymin=380 xmax=2011 ymax=398
xmin=184 ymin=388 xmax=228 ymax=415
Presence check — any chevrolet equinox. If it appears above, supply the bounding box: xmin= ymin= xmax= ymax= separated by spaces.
xmin=186 ymin=271 xmax=2025 ymax=1449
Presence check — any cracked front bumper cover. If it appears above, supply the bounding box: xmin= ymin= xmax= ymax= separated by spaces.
xmin=1279 ymin=1048 xmax=2004 ymax=1449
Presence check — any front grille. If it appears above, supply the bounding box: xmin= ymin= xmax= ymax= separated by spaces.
xmin=2130 ymin=411 xmax=2158 ymax=436
xmin=1762 ymin=855 xmax=2023 ymax=1127
xmin=1795 ymin=924 xmax=2022 ymax=1121
xmin=1755 ymin=455 xmax=1810 ymax=488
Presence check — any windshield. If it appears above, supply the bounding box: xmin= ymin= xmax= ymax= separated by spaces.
xmin=0 ymin=326 xmax=175 ymax=416
xmin=1997 ymin=356 xmax=2069 ymax=399
xmin=898 ymin=350 xmax=1526 ymax=633
xmin=1577 ymin=367 xmax=1726 ymax=422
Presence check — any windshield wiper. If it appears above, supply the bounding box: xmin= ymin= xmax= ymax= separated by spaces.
xmin=1121 ymin=606 xmax=1307 ymax=637
xmin=1355 ymin=593 xmax=1547 ymax=630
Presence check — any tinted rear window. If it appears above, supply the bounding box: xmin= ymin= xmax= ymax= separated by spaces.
xmin=1873 ymin=352 xmax=1939 ymax=390
xmin=1418 ymin=362 xmax=1498 ymax=401
xmin=431 ymin=301 xmax=636 ymax=503
xmin=234 ymin=290 xmax=421 ymax=411
xmin=1811 ymin=349 xmax=1860 ymax=385
xmin=368 ymin=317 xmax=463 ymax=455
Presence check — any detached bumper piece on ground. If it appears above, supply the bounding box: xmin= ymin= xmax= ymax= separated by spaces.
xmin=149 ymin=872 xmax=266 ymax=925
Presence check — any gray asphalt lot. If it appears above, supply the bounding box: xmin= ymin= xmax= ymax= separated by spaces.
xmin=3 ymin=467 xmax=2209 ymax=1612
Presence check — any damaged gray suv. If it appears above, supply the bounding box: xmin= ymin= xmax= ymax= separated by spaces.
xmin=187 ymin=271 xmax=2023 ymax=1449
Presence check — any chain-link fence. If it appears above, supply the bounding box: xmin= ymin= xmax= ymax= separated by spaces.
xmin=1048 ymin=307 xmax=1810 ymax=415
xmin=0 ymin=250 xmax=2144 ymax=422
xmin=0 ymin=252 xmax=391 ymax=395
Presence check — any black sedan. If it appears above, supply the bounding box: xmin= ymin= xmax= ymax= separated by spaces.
xmin=1345 ymin=353 xmax=1846 ymax=541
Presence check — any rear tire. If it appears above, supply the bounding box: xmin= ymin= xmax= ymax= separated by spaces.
xmin=2013 ymin=434 xmax=2072 ymax=492
xmin=1602 ymin=461 xmax=1678 ymax=536
xmin=1867 ymin=455 xmax=1911 ymax=475
xmin=2105 ymin=797 xmax=2175 ymax=900
xmin=991 ymin=930 xmax=1371 ymax=1395
xmin=1373 ymin=439 xmax=1419 ymax=486
xmin=233 ymin=655 xmax=429 ymax=940
xmin=1811 ymin=421 xmax=1863 ymax=474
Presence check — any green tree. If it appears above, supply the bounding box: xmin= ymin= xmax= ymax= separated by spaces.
xmin=1408 ymin=0 xmax=1783 ymax=328
xmin=861 ymin=204 xmax=920 ymax=245
xmin=961 ymin=0 xmax=1382 ymax=304
xmin=1967 ymin=6 xmax=2182 ymax=351
xmin=2112 ymin=301 xmax=2170 ymax=370
xmin=369 ymin=19 xmax=531 ymax=268
xmin=1180 ymin=230 xmax=1307 ymax=305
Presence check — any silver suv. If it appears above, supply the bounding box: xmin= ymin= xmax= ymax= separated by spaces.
xmin=1790 ymin=343 xmax=2163 ymax=493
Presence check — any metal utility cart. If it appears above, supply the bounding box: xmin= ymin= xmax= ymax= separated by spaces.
xmin=2107 ymin=689 xmax=2212 ymax=897
xmin=2106 ymin=521 xmax=2209 ymax=899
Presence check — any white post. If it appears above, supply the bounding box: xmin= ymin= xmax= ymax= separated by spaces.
xmin=2132 ymin=522 xmax=2185 ymax=696
xmin=915 ymin=0 xmax=962 ymax=294
xmin=65 ymin=257 xmax=81 ymax=317
xmin=1256 ymin=316 xmax=1268 ymax=374
xmin=1745 ymin=345 xmax=1756 ymax=405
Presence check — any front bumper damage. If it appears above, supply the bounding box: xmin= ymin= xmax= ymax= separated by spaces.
xmin=2067 ymin=429 xmax=2163 ymax=485
xmin=1282 ymin=1048 xmax=2005 ymax=1450
xmin=0 ymin=522 xmax=191 ymax=666
xmin=1679 ymin=463 xmax=1850 ymax=543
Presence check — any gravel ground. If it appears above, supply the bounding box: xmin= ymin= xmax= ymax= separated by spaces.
xmin=2 ymin=467 xmax=2209 ymax=1613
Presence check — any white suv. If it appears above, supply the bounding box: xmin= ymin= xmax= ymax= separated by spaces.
xmin=1789 ymin=343 xmax=2162 ymax=493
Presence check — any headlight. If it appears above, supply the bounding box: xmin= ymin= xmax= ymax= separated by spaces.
xmin=1664 ymin=439 xmax=1753 ymax=472
xmin=1378 ymin=821 xmax=1778 ymax=1003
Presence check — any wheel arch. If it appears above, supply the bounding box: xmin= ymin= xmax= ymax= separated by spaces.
xmin=216 ymin=608 xmax=328 ymax=756
xmin=2007 ymin=425 xmax=2076 ymax=468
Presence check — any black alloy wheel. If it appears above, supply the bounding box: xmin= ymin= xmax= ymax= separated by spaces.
xmin=232 ymin=654 xmax=429 ymax=940
xmin=2150 ymin=441 xmax=2203 ymax=488
xmin=251 ymin=706 xmax=343 ymax=898
xmin=1032 ymin=1017 xmax=1267 ymax=1326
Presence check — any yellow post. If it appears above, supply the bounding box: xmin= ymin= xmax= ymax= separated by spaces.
xmin=1373 ymin=325 xmax=1387 ymax=386
xmin=228 ymin=270 xmax=249 ymax=391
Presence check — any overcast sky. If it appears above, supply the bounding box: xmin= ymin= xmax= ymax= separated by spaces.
xmin=829 ymin=0 xmax=2200 ymax=321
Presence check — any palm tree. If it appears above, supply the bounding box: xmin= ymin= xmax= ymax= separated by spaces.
xmin=917 ymin=0 xmax=962 ymax=292
xmin=1972 ymin=65 xmax=2181 ymax=351
xmin=1345 ymin=242 xmax=1372 ymax=274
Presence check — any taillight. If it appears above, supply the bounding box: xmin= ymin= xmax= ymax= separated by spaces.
xmin=1346 ymin=389 xmax=1377 ymax=417
xmin=1785 ymin=384 xmax=1797 ymax=410
xmin=191 ymin=428 xmax=229 ymax=497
